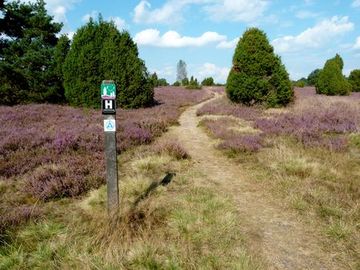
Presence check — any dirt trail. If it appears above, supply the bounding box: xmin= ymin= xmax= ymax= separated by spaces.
xmin=166 ymin=91 xmax=342 ymax=270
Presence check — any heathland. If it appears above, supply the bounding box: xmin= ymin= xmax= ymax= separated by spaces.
xmin=1 ymin=86 xmax=359 ymax=269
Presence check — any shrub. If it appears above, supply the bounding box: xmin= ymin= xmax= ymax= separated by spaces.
xmin=172 ymin=81 xmax=181 ymax=86
xmin=150 ymin=73 xmax=169 ymax=87
xmin=316 ymin=54 xmax=351 ymax=95
xmin=186 ymin=76 xmax=202 ymax=89
xmin=181 ymin=77 xmax=189 ymax=86
xmin=348 ymin=69 xmax=360 ymax=92
xmin=307 ymin=69 xmax=321 ymax=86
xmin=201 ymin=77 xmax=215 ymax=86
xmin=294 ymin=78 xmax=307 ymax=88
xmin=226 ymin=28 xmax=293 ymax=107
xmin=63 ymin=18 xmax=153 ymax=108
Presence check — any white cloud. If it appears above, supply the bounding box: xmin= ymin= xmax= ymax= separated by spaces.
xmin=66 ymin=31 xmax=75 ymax=40
xmin=272 ymin=16 xmax=354 ymax=53
xmin=133 ymin=0 xmax=269 ymax=24
xmin=352 ymin=0 xmax=360 ymax=7
xmin=197 ymin=63 xmax=230 ymax=83
xmin=109 ymin=17 xmax=127 ymax=31
xmin=82 ymin=10 xmax=99 ymax=22
xmin=152 ymin=66 xmax=175 ymax=78
xmin=217 ymin=38 xmax=239 ymax=49
xmin=133 ymin=0 xmax=186 ymax=24
xmin=205 ymin=0 xmax=269 ymax=22
xmin=354 ymin=36 xmax=360 ymax=49
xmin=82 ymin=12 xmax=127 ymax=31
xmin=295 ymin=10 xmax=319 ymax=19
xmin=52 ymin=5 xmax=66 ymax=22
xmin=22 ymin=0 xmax=80 ymax=23
xmin=134 ymin=29 xmax=226 ymax=48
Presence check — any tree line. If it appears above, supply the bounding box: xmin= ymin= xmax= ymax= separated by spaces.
xmin=226 ymin=28 xmax=360 ymax=108
xmin=0 ymin=0 xmax=153 ymax=108
xmin=294 ymin=56 xmax=360 ymax=95
xmin=1 ymin=0 xmax=359 ymax=109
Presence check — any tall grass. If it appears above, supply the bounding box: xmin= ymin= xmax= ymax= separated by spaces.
xmin=0 ymin=144 xmax=262 ymax=269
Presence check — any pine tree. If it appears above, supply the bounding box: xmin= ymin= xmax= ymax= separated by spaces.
xmin=0 ymin=0 xmax=63 ymax=104
xmin=226 ymin=28 xmax=293 ymax=107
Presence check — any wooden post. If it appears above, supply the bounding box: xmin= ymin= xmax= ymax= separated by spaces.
xmin=101 ymin=80 xmax=119 ymax=214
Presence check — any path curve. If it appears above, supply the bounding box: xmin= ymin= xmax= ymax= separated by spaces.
xmin=167 ymin=91 xmax=343 ymax=270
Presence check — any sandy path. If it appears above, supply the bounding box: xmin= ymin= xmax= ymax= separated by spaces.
xmin=166 ymin=91 xmax=343 ymax=270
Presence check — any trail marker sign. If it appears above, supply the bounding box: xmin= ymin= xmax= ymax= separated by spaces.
xmin=101 ymin=80 xmax=116 ymax=99
xmin=102 ymin=99 xmax=116 ymax=115
xmin=101 ymin=80 xmax=119 ymax=215
xmin=104 ymin=119 xmax=116 ymax=132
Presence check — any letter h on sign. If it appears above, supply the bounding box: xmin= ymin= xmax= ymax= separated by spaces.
xmin=102 ymin=99 xmax=116 ymax=115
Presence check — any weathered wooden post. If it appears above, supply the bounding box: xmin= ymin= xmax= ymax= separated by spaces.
xmin=101 ymin=80 xmax=119 ymax=214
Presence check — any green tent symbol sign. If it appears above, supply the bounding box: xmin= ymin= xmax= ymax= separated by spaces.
xmin=101 ymin=81 xmax=116 ymax=99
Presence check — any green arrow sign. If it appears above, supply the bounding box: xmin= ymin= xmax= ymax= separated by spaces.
xmin=101 ymin=80 xmax=116 ymax=99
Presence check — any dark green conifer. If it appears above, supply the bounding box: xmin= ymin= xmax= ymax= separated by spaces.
xmin=63 ymin=18 xmax=153 ymax=108
xmin=226 ymin=28 xmax=293 ymax=107
xmin=316 ymin=54 xmax=351 ymax=95
xmin=348 ymin=69 xmax=360 ymax=92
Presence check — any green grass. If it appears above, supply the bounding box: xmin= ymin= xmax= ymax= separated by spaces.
xmin=0 ymin=145 xmax=262 ymax=269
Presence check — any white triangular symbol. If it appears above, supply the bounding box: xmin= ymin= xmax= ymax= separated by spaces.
xmin=106 ymin=122 xmax=113 ymax=129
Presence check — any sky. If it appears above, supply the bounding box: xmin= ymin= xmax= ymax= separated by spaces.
xmin=19 ymin=0 xmax=360 ymax=83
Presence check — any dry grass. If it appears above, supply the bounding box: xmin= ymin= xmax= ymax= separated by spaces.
xmin=247 ymin=137 xmax=360 ymax=266
xmin=0 ymin=143 xmax=262 ymax=269
xmin=199 ymin=88 xmax=360 ymax=267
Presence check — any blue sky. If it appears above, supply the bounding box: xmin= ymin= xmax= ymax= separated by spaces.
xmin=24 ymin=0 xmax=360 ymax=83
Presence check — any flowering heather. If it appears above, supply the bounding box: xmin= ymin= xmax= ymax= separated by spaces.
xmin=199 ymin=87 xmax=359 ymax=151
xmin=255 ymin=89 xmax=360 ymax=150
xmin=0 ymin=205 xmax=43 ymax=239
xmin=294 ymin=86 xmax=360 ymax=100
xmin=201 ymin=118 xmax=263 ymax=153
xmin=153 ymin=139 xmax=190 ymax=159
xmin=197 ymin=96 xmax=262 ymax=121
xmin=218 ymin=135 xmax=263 ymax=152
xmin=0 ymin=87 xmax=211 ymax=201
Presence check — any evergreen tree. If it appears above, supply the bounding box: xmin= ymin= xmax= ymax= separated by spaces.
xmin=181 ymin=77 xmax=189 ymax=86
xmin=186 ymin=75 xmax=201 ymax=89
xmin=226 ymin=28 xmax=293 ymax=107
xmin=63 ymin=18 xmax=153 ymax=108
xmin=316 ymin=54 xmax=351 ymax=95
xmin=0 ymin=0 xmax=63 ymax=104
xmin=307 ymin=69 xmax=321 ymax=86
xmin=150 ymin=72 xmax=159 ymax=87
xmin=201 ymin=77 xmax=215 ymax=86
xmin=157 ymin=78 xmax=169 ymax=86
xmin=348 ymin=69 xmax=360 ymax=92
